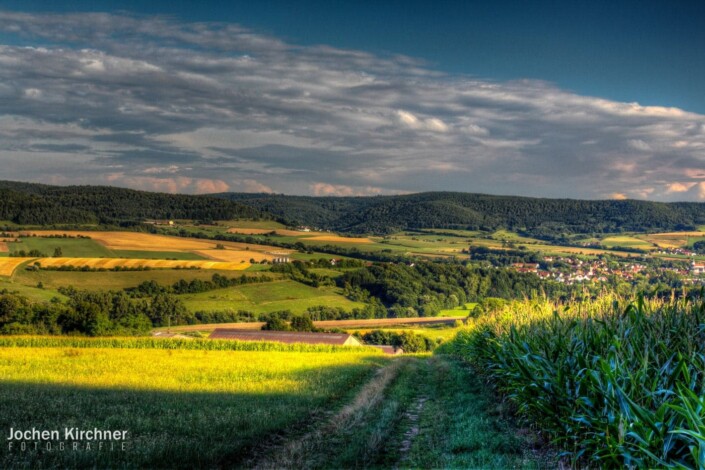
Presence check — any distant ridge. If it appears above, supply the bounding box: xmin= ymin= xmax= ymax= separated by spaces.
xmin=2 ymin=180 xmax=705 ymax=239
xmin=0 ymin=180 xmax=261 ymax=225
xmin=214 ymin=191 xmax=705 ymax=238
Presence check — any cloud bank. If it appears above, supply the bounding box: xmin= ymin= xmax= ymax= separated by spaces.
xmin=1 ymin=11 xmax=705 ymax=200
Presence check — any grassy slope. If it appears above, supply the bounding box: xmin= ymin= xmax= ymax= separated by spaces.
xmin=0 ymin=345 xmax=386 ymax=468
xmin=12 ymin=269 xmax=278 ymax=292
xmin=8 ymin=237 xmax=115 ymax=257
xmin=179 ymin=279 xmax=366 ymax=314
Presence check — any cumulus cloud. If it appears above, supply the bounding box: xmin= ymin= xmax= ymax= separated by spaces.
xmin=0 ymin=11 xmax=705 ymax=199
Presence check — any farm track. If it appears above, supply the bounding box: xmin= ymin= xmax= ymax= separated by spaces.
xmin=250 ymin=359 xmax=404 ymax=469
xmin=246 ymin=356 xmax=550 ymax=469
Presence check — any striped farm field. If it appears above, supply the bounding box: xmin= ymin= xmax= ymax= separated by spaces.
xmin=35 ymin=257 xmax=251 ymax=271
xmin=226 ymin=228 xmax=374 ymax=244
xmin=305 ymin=235 xmax=373 ymax=244
xmin=19 ymin=231 xmax=284 ymax=255
xmin=193 ymin=249 xmax=281 ymax=263
xmin=0 ymin=257 xmax=32 ymax=277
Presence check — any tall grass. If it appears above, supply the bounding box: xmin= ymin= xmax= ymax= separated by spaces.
xmin=0 ymin=335 xmax=383 ymax=354
xmin=442 ymin=293 xmax=705 ymax=468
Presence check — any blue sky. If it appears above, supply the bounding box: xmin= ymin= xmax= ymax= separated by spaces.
xmin=1 ymin=2 xmax=704 ymax=200
xmin=5 ymin=0 xmax=704 ymax=113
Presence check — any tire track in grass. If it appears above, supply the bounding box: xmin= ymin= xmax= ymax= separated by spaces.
xmin=251 ymin=359 xmax=403 ymax=469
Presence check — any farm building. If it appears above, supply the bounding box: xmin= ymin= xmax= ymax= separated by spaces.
xmin=209 ymin=329 xmax=363 ymax=346
xmin=208 ymin=329 xmax=403 ymax=354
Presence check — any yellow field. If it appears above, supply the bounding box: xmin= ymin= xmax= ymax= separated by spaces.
xmin=35 ymin=257 xmax=251 ymax=271
xmin=640 ymin=232 xmax=705 ymax=249
xmin=0 ymin=257 xmax=32 ymax=277
xmin=226 ymin=228 xmax=373 ymax=244
xmin=194 ymin=249 xmax=277 ymax=262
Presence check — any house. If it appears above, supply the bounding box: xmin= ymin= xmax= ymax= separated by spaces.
xmin=691 ymin=261 xmax=705 ymax=275
xmin=209 ymin=329 xmax=363 ymax=346
xmin=272 ymin=257 xmax=290 ymax=264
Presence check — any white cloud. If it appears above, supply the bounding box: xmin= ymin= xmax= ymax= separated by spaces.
xmin=0 ymin=11 xmax=704 ymax=200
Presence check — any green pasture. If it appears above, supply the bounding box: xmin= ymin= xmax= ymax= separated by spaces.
xmin=8 ymin=237 xmax=115 ymax=257
xmin=12 ymin=269 xmax=279 ymax=292
xmin=179 ymin=279 xmax=366 ymax=314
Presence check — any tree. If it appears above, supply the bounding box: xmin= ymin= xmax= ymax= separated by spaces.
xmin=262 ymin=317 xmax=290 ymax=331
xmin=53 ymin=247 xmax=63 ymax=257
xmin=290 ymin=314 xmax=316 ymax=332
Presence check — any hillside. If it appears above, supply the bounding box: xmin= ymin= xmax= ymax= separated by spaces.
xmin=0 ymin=181 xmax=262 ymax=225
xmin=3 ymin=180 xmax=705 ymax=238
xmin=216 ymin=191 xmax=705 ymax=238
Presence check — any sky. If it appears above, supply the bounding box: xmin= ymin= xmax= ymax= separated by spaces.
xmin=1 ymin=1 xmax=704 ymax=200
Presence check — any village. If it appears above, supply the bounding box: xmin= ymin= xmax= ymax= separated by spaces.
xmin=508 ymin=255 xmax=705 ymax=285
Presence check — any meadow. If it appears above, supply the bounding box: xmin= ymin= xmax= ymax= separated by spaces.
xmin=34 ymin=257 xmax=252 ymax=271
xmin=0 ymin=340 xmax=386 ymax=468
xmin=178 ymin=279 xmax=366 ymax=314
xmin=0 ymin=338 xmax=549 ymax=468
xmin=441 ymin=294 xmax=705 ymax=468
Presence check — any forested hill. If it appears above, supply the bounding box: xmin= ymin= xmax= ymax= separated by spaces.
xmin=0 ymin=181 xmax=261 ymax=225
xmin=3 ymin=180 xmax=705 ymax=237
xmin=216 ymin=191 xmax=705 ymax=237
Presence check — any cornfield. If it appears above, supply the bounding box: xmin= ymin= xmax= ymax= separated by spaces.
xmin=442 ymin=293 xmax=705 ymax=468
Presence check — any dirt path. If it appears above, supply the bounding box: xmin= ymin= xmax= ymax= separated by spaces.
xmin=245 ymin=356 xmax=556 ymax=469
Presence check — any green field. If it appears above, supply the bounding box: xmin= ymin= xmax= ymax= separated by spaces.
xmin=600 ymin=235 xmax=654 ymax=250
xmin=8 ymin=237 xmax=116 ymax=257
xmin=438 ymin=303 xmax=477 ymax=317
xmin=179 ymin=279 xmax=366 ymax=314
xmin=0 ymin=278 xmax=67 ymax=302
xmin=12 ymin=269 xmax=279 ymax=292
xmin=0 ymin=342 xmax=385 ymax=468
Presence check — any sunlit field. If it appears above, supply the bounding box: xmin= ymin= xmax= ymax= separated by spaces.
xmin=0 ymin=339 xmax=386 ymax=468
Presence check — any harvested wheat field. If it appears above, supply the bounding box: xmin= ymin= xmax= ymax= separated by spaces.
xmin=0 ymin=257 xmax=33 ymax=277
xmin=194 ymin=249 xmax=278 ymax=263
xmin=35 ymin=257 xmax=251 ymax=271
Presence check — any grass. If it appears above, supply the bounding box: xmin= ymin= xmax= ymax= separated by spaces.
xmin=348 ymin=325 xmax=463 ymax=342
xmin=0 ymin=278 xmax=67 ymax=302
xmin=442 ymin=294 xmax=705 ymax=468
xmin=439 ymin=302 xmax=477 ymax=317
xmin=256 ymin=355 xmax=554 ymax=468
xmin=7 ymin=237 xmax=116 ymax=257
xmin=34 ymin=257 xmax=251 ymax=271
xmin=179 ymin=280 xmax=366 ymax=314
xmin=112 ymin=250 xmax=209 ymax=260
xmin=0 ymin=342 xmax=386 ymax=468
xmin=12 ymin=269 xmax=277 ymax=291
xmin=601 ymin=235 xmax=654 ymax=250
